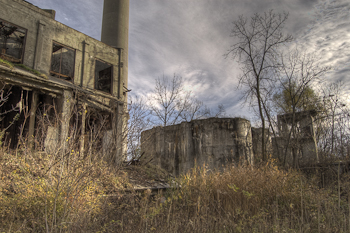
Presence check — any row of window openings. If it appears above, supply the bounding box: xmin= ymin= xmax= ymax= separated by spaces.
xmin=0 ymin=19 xmax=113 ymax=94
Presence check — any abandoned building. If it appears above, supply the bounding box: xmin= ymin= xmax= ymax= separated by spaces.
xmin=0 ymin=0 xmax=129 ymax=161
xmin=273 ymin=110 xmax=319 ymax=167
xmin=141 ymin=118 xmax=254 ymax=176
xmin=141 ymin=110 xmax=319 ymax=176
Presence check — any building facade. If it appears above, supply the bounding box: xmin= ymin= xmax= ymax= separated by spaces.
xmin=0 ymin=0 xmax=129 ymax=162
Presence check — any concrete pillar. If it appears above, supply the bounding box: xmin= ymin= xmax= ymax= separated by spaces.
xmin=80 ymin=41 xmax=88 ymax=88
xmin=28 ymin=91 xmax=38 ymax=149
xmin=60 ymin=90 xmax=72 ymax=151
xmin=181 ymin=122 xmax=193 ymax=175
xmin=235 ymin=118 xmax=253 ymax=165
xmin=113 ymin=102 xmax=126 ymax=163
xmin=44 ymin=126 xmax=59 ymax=154
xmin=156 ymin=126 xmax=165 ymax=169
xmin=33 ymin=20 xmax=46 ymax=71
xmin=103 ymin=129 xmax=113 ymax=158
xmin=299 ymin=115 xmax=319 ymax=164
xmin=101 ymin=0 xmax=129 ymax=94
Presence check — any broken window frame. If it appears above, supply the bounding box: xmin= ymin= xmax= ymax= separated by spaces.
xmin=94 ymin=59 xmax=113 ymax=94
xmin=50 ymin=41 xmax=76 ymax=82
xmin=0 ymin=18 xmax=27 ymax=63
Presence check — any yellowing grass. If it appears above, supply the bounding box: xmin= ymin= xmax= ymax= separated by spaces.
xmin=1 ymin=149 xmax=348 ymax=232
xmin=0 ymin=149 xmax=129 ymax=232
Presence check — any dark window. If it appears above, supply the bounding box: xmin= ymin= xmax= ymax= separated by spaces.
xmin=0 ymin=19 xmax=26 ymax=63
xmin=50 ymin=42 xmax=75 ymax=82
xmin=95 ymin=59 xmax=112 ymax=94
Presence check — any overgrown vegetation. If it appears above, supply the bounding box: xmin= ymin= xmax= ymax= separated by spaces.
xmin=0 ymin=149 xmax=131 ymax=232
xmin=0 ymin=88 xmax=347 ymax=232
xmin=137 ymin=163 xmax=350 ymax=233
xmin=0 ymin=57 xmax=14 ymax=68
xmin=0 ymin=90 xmax=348 ymax=232
xmin=0 ymin=57 xmax=47 ymax=78
xmin=15 ymin=63 xmax=47 ymax=79
xmin=1 ymin=151 xmax=350 ymax=232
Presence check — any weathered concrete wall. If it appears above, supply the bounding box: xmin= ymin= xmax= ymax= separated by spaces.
xmin=251 ymin=127 xmax=272 ymax=160
xmin=141 ymin=118 xmax=253 ymax=176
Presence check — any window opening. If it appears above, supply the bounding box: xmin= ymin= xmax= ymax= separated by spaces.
xmin=50 ymin=42 xmax=75 ymax=82
xmin=0 ymin=19 xmax=26 ymax=63
xmin=95 ymin=59 xmax=112 ymax=94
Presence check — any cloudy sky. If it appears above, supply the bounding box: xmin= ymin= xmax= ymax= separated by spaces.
xmin=25 ymin=0 xmax=350 ymax=120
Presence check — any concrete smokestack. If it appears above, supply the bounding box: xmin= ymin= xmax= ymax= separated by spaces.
xmin=101 ymin=0 xmax=129 ymax=94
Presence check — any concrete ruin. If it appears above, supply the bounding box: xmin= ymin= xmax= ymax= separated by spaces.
xmin=142 ymin=110 xmax=320 ymax=175
xmin=141 ymin=118 xmax=253 ymax=176
xmin=0 ymin=0 xmax=129 ymax=161
xmin=273 ymin=110 xmax=318 ymax=167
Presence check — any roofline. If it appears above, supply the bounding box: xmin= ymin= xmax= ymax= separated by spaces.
xmin=14 ymin=0 xmax=56 ymax=19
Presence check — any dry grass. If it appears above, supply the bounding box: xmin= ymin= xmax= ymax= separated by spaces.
xmin=113 ymin=162 xmax=349 ymax=233
xmin=0 ymin=147 xmax=130 ymax=232
xmin=0 ymin=148 xmax=349 ymax=232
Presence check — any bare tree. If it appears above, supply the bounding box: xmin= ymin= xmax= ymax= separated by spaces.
xmin=150 ymin=74 xmax=190 ymax=126
xmin=180 ymin=97 xmax=206 ymax=122
xmin=126 ymin=96 xmax=152 ymax=160
xmin=204 ymin=103 xmax=226 ymax=118
xmin=226 ymin=10 xmax=293 ymax=161
xmin=273 ymin=50 xmax=331 ymax=166
xmin=275 ymin=50 xmax=330 ymax=113
xmin=150 ymin=74 xmax=226 ymax=126
xmin=180 ymin=99 xmax=226 ymax=122
xmin=317 ymin=82 xmax=350 ymax=159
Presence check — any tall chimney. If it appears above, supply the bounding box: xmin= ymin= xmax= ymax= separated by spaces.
xmin=101 ymin=0 xmax=129 ymax=96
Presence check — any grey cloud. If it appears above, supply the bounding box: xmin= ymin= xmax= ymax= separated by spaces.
xmin=27 ymin=0 xmax=103 ymax=39
xmin=25 ymin=0 xmax=349 ymax=118
xmin=298 ymin=0 xmax=320 ymax=8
